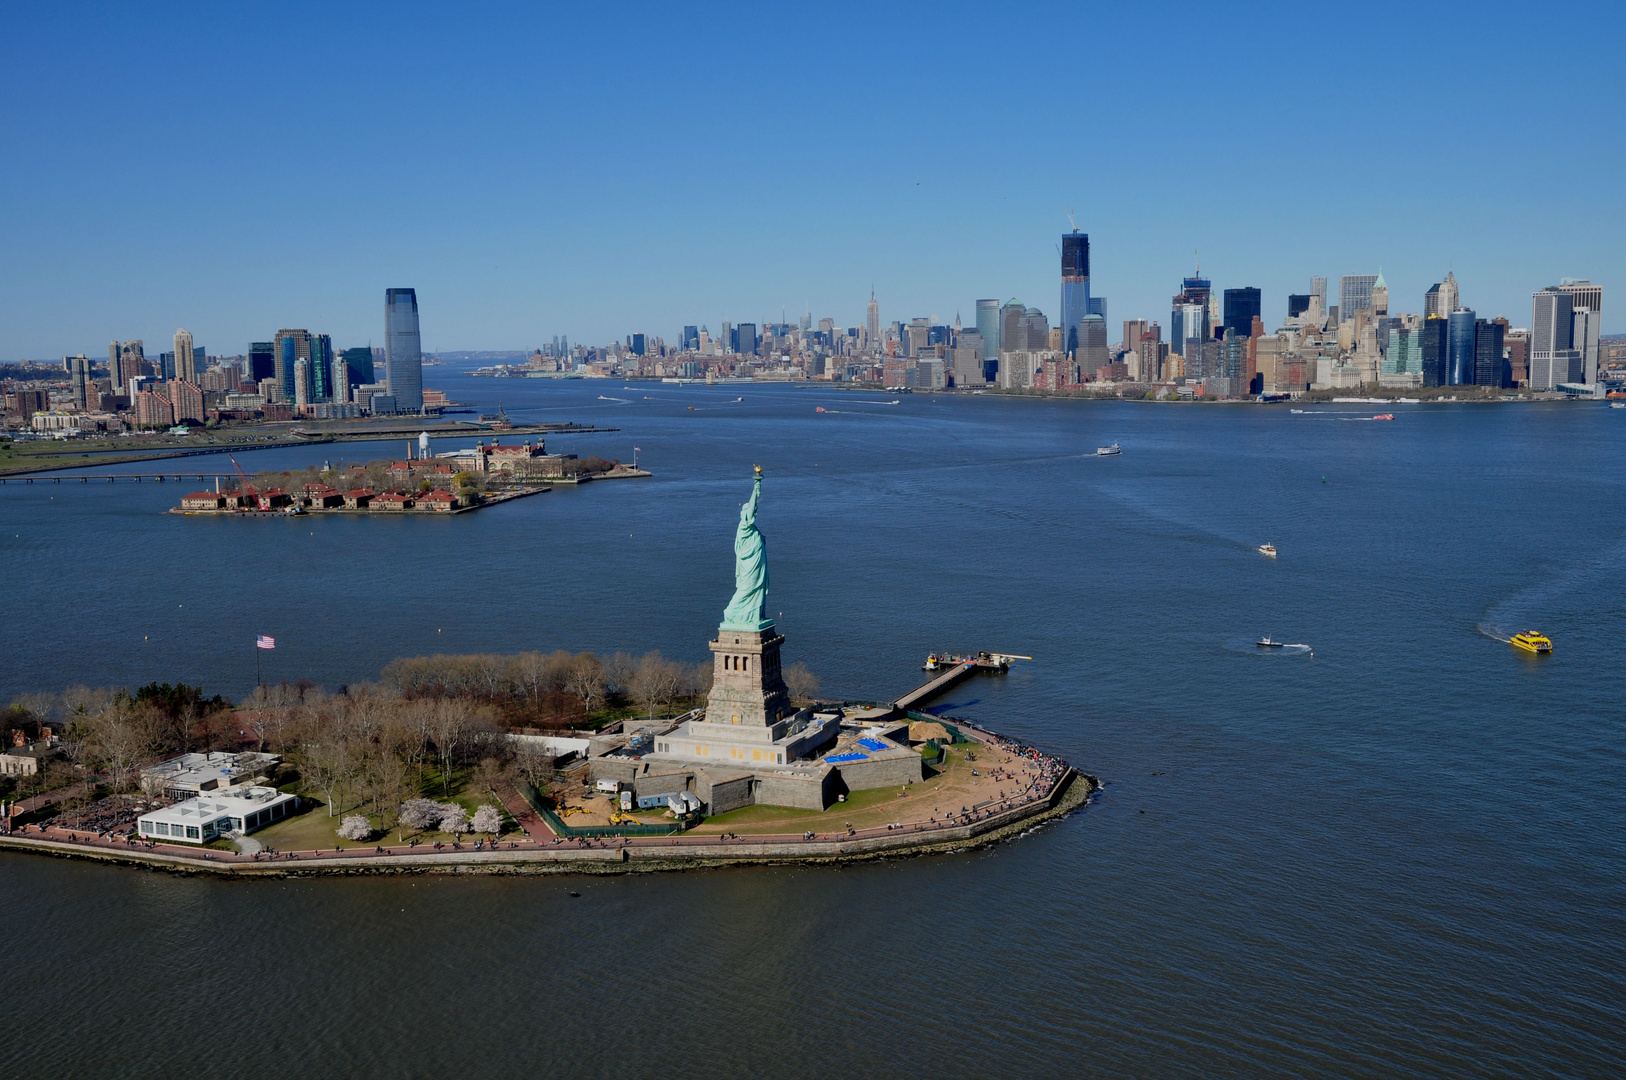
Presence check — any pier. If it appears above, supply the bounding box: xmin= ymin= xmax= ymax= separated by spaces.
xmin=892 ymin=652 xmax=1030 ymax=714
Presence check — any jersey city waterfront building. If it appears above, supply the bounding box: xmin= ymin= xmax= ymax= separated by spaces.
xmin=385 ymin=287 xmax=424 ymax=413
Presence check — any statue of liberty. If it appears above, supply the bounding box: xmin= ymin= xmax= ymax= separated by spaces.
xmin=720 ymin=467 xmax=773 ymax=631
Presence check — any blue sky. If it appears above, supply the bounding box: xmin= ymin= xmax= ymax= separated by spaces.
xmin=2 ymin=1 xmax=1621 ymax=358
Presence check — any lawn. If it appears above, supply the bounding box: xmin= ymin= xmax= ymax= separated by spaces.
xmin=247 ymin=789 xmax=515 ymax=851
xmin=686 ymin=745 xmax=1031 ymax=836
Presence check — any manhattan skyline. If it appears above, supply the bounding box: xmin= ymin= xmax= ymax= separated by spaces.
xmin=1 ymin=2 xmax=1621 ymax=356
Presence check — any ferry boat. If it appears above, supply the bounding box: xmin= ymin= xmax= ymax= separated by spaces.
xmin=1258 ymin=543 xmax=1277 ymax=557
xmin=1096 ymin=443 xmax=1122 ymax=456
xmin=1510 ymin=631 xmax=1552 ymax=654
xmin=1256 ymin=637 xmax=1284 ymax=649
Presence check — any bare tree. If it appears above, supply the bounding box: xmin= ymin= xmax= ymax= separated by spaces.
xmin=630 ymin=652 xmax=684 ymax=721
xmin=364 ymin=754 xmax=410 ymax=831
xmin=603 ymin=652 xmax=637 ymax=700
xmin=513 ymin=741 xmax=555 ymax=796
xmin=474 ymin=654 xmax=511 ymax=699
xmin=11 ymin=691 xmax=59 ymax=723
xmin=427 ymin=699 xmax=471 ymax=793
xmin=473 ymin=756 xmax=510 ymax=805
xmin=300 ymin=722 xmax=354 ymax=818
xmin=511 ymin=651 xmax=548 ymax=704
xmin=784 ymin=662 xmax=820 ymax=702
xmin=84 ymin=696 xmax=157 ymax=794
xmin=382 ymin=701 xmax=431 ymax=784
xmin=562 ymin=652 xmax=606 ymax=719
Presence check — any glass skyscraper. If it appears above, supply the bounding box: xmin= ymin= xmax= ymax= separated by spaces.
xmin=273 ymin=328 xmax=313 ymax=402
xmin=975 ymin=299 xmax=1000 ymax=359
xmin=248 ymin=342 xmax=275 ymax=383
xmin=384 ymin=288 xmax=423 ymax=413
xmin=1420 ymin=317 xmax=1448 ymax=387
xmin=1447 ymin=309 xmax=1477 ymax=386
xmin=1171 ymin=274 xmax=1211 ymax=355
xmin=310 ymin=334 xmax=333 ymax=401
xmin=1222 ymin=288 xmax=1261 ymax=340
xmin=1473 ymin=319 xmax=1505 ymax=388
xmin=1060 ymin=231 xmax=1091 ymax=359
xmin=341 ymin=346 xmax=374 ymax=384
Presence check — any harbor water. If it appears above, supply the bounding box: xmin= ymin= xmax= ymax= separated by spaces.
xmin=1 ymin=375 xmax=1622 ymax=1076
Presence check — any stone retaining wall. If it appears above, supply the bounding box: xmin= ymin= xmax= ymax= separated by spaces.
xmin=0 ymin=772 xmax=1093 ymax=878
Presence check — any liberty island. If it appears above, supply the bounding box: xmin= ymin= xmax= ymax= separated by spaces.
xmin=0 ymin=464 xmax=1086 ymax=876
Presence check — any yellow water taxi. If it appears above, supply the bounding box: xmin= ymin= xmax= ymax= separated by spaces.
xmin=1510 ymin=631 xmax=1552 ymax=654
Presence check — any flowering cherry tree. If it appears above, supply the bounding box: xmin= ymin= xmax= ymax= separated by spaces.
xmin=438 ymin=805 xmax=470 ymax=835
xmin=336 ymin=814 xmax=372 ymax=841
xmin=471 ymin=804 xmax=502 ymax=835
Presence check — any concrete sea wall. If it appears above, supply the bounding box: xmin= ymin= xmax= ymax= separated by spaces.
xmin=0 ymin=772 xmax=1094 ymax=878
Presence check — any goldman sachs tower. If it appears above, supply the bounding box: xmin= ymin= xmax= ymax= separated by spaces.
xmin=384 ymin=288 xmax=424 ymax=413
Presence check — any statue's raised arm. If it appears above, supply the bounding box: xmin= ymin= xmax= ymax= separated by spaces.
xmin=720 ymin=469 xmax=772 ymax=631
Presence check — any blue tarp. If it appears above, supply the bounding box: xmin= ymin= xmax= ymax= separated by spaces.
xmin=857 ymin=738 xmax=889 ymax=752
xmin=825 ymin=752 xmax=869 ymax=764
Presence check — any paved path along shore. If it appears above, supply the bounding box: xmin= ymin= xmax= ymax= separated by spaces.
xmin=0 ymin=725 xmax=1092 ymax=876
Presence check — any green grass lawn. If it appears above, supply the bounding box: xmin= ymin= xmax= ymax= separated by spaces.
xmin=694 ymin=784 xmax=907 ymax=832
xmin=247 ymin=790 xmax=515 ymax=851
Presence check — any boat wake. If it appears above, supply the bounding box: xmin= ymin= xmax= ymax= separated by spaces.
xmin=1479 ymin=534 xmax=1626 ymax=640
xmin=1229 ymin=639 xmax=1313 ymax=656
xmin=597 ymin=395 xmax=630 ymax=403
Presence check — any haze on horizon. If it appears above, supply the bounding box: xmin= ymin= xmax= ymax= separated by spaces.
xmin=1 ymin=0 xmax=1621 ymax=358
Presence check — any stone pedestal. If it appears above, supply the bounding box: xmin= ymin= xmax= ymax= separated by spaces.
xmin=706 ymin=626 xmax=791 ymax=727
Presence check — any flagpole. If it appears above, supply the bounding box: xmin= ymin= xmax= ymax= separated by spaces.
xmin=256 ymin=638 xmax=262 ymax=689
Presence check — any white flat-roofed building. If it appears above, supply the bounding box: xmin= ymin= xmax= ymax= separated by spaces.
xmin=139 ymin=751 xmax=280 ymax=800
xmin=136 ymin=786 xmax=298 ymax=844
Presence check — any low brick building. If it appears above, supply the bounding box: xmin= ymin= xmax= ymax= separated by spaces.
xmin=371 ymin=491 xmax=413 ymax=511
xmin=417 ymin=489 xmax=459 ymax=512
xmin=180 ymin=491 xmax=225 ymax=510
xmin=254 ymin=488 xmax=291 ymax=510
xmin=299 ymin=483 xmax=343 ymax=509
xmin=342 ymin=488 xmax=375 ymax=509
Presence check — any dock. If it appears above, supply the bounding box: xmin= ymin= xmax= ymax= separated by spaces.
xmin=892 ymin=652 xmax=1030 ymax=714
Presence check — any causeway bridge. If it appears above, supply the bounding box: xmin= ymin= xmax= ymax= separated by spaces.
xmin=0 ymin=473 xmax=236 ymax=485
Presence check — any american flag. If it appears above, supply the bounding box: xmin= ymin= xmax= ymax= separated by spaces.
xmin=256 ymin=635 xmax=276 ymax=650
